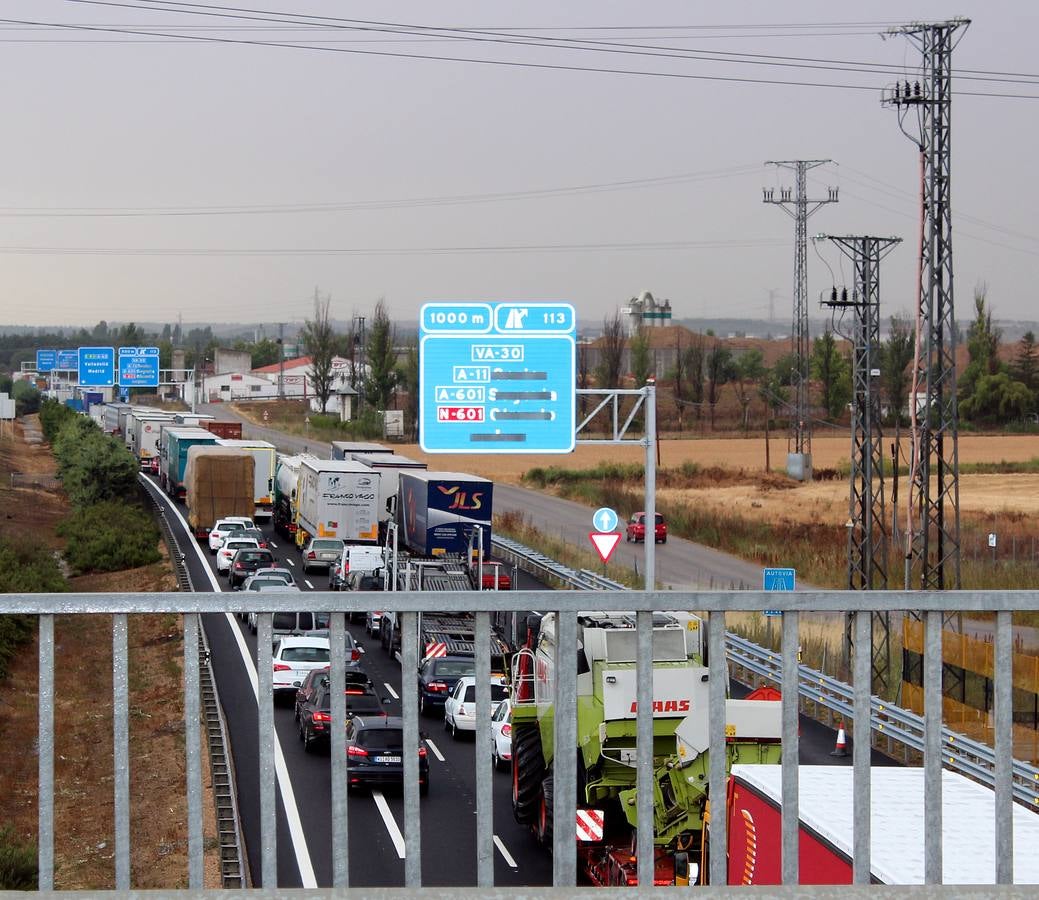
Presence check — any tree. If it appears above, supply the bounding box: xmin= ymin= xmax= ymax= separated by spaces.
xmin=249 ymin=338 xmax=281 ymax=370
xmin=772 ymin=351 xmax=799 ymax=387
xmin=594 ymin=310 xmax=625 ymax=388
xmin=397 ymin=340 xmax=419 ymax=441
xmin=576 ymin=340 xmax=591 ymax=417
xmin=1011 ymin=331 xmax=1039 ymax=396
xmin=364 ymin=299 xmax=398 ymax=410
xmin=881 ymin=313 xmax=914 ymax=426
xmin=300 ymin=289 xmax=338 ymax=412
xmin=959 ymin=284 xmax=1004 ymax=405
xmin=959 ymin=372 xmax=1034 ymax=424
xmin=705 ymin=341 xmax=734 ymax=429
xmin=811 ymin=328 xmax=852 ymax=419
xmin=628 ymin=327 xmax=652 ymax=385
xmin=732 ymin=347 xmax=766 ymax=432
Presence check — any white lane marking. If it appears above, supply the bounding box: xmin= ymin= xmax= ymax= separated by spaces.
xmin=383 ymin=682 xmax=399 ymax=700
xmin=493 ymin=835 xmax=518 ymax=869
xmin=285 ymin=558 xmax=296 ymax=567
xmin=304 ymin=580 xmax=315 ymax=590
xmin=269 ymin=540 xmax=278 ymax=549
xmin=143 ymin=476 xmax=318 ymax=888
xmin=424 ymin=738 xmax=445 ymax=763
xmin=372 ymin=791 xmax=406 ymax=859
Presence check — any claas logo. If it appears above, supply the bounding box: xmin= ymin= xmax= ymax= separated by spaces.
xmin=629 ymin=699 xmax=690 ymax=714
xmin=436 ymin=485 xmax=484 ymax=511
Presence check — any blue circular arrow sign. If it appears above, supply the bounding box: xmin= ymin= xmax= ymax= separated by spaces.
xmin=592 ymin=507 xmax=618 ymax=533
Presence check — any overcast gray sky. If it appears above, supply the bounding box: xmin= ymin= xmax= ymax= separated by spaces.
xmin=2 ymin=1 xmax=1037 ymax=332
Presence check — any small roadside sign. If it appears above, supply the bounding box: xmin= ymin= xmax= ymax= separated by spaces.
xmin=590 ymin=532 xmax=621 ymax=563
xmin=763 ymin=567 xmax=796 ymax=591
xmin=764 ymin=610 xmax=782 ymax=617
xmin=592 ymin=507 xmax=618 ymax=533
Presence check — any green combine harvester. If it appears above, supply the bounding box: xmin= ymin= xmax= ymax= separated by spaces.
xmin=510 ymin=611 xmax=783 ymax=886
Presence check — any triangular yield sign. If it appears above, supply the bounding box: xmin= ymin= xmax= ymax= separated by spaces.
xmin=589 ymin=532 xmax=622 ymax=563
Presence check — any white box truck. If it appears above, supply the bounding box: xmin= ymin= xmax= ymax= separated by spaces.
xmin=294 ymin=458 xmax=380 ymax=548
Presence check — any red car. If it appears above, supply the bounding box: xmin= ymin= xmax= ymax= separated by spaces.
xmin=625 ymin=512 xmax=667 ymax=544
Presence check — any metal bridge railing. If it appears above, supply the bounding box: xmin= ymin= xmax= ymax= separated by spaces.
xmin=13 ymin=588 xmax=1039 ymax=894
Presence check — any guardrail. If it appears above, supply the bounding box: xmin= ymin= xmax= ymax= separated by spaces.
xmin=18 ymin=589 xmax=1036 ymax=893
xmin=494 ymin=532 xmax=1039 ymax=809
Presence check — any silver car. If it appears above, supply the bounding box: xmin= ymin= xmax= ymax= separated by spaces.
xmin=301 ymin=537 xmax=345 ymax=574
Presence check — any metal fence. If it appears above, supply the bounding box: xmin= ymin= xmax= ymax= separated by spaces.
xmin=13 ymin=588 xmax=1039 ymax=894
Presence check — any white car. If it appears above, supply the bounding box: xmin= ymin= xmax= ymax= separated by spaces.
xmin=272 ymin=635 xmax=331 ymax=700
xmin=443 ymin=675 xmax=509 ymax=740
xmin=208 ymin=517 xmax=256 ymax=554
xmin=491 ymin=698 xmax=512 ymax=771
xmin=216 ymin=537 xmax=260 ymax=574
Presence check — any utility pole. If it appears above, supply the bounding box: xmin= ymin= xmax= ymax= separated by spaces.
xmin=882 ymin=19 xmax=968 ymax=592
xmin=763 ymin=160 xmax=838 ymax=481
xmin=277 ymin=322 xmax=285 ymax=400
xmin=354 ymin=315 xmax=366 ymax=412
xmin=819 ymin=234 xmax=901 ymax=694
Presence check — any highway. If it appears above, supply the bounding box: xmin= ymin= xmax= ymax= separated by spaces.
xmin=143 ymin=423 xmax=893 ymax=888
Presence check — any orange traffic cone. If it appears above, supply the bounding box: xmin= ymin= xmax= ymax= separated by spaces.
xmin=831 ymin=721 xmax=848 ymax=757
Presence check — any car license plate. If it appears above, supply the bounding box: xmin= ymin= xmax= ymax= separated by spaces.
xmin=374 ymin=755 xmax=401 ymax=764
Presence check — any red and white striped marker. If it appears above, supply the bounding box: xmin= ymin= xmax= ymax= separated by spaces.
xmin=576 ymin=808 xmax=604 ymax=842
xmin=424 ymin=641 xmax=448 ymax=659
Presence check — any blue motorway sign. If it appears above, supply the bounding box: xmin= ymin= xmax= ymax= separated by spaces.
xmin=36 ymin=349 xmax=57 ymax=372
xmin=118 ymin=346 xmax=160 ymax=387
xmin=763 ymin=567 xmax=796 ymax=591
xmin=78 ymin=346 xmax=116 ymax=387
xmin=56 ymin=349 xmax=79 ymax=371
xmin=419 ymin=302 xmax=576 ymax=453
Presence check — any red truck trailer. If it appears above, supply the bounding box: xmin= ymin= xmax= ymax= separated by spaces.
xmin=722 ymin=764 xmax=1039 ymax=885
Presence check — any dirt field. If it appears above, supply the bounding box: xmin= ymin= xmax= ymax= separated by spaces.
xmin=392 ymin=434 xmax=1039 ymax=525
xmin=0 ymin=419 xmax=218 ymax=889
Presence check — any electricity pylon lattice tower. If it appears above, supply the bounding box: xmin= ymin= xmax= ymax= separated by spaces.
xmin=819 ymin=234 xmax=901 ymax=694
xmin=882 ymin=19 xmax=969 ymax=591
xmin=763 ymin=161 xmax=838 ymax=481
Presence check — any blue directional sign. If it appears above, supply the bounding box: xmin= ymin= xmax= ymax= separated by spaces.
xmin=78 ymin=346 xmax=116 ymax=387
xmin=36 ymin=349 xmax=57 ymax=373
xmin=118 ymin=346 xmax=160 ymax=387
xmin=56 ymin=349 xmax=79 ymax=371
xmin=419 ymin=302 xmax=576 ymax=453
xmin=763 ymin=567 xmax=796 ymax=591
xmin=593 ymin=507 xmax=619 ymax=533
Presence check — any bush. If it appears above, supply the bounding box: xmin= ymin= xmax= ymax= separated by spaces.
xmin=38 ymin=398 xmax=77 ymax=442
xmin=311 ymin=409 xmax=385 ymax=440
xmin=57 ymin=500 xmax=161 ymax=574
xmin=10 ymin=381 xmax=40 ymax=417
xmin=52 ymin=419 xmax=138 ymax=508
xmin=0 ymin=827 xmax=37 ymax=890
xmin=0 ymin=539 xmax=63 ymax=681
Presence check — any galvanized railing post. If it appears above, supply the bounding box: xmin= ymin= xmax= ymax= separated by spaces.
xmin=475 ymin=611 xmax=494 ymax=886
xmin=636 ymin=608 xmax=654 ymax=886
xmin=113 ymin=613 xmax=130 ymax=889
xmin=330 ymin=611 xmax=349 ymax=886
xmin=708 ymin=610 xmax=728 ymax=887
xmin=781 ymin=611 xmax=799 ymax=886
xmin=401 ymin=610 xmax=422 ymax=886
xmin=38 ymin=613 xmax=54 ymax=890
xmin=552 ymin=608 xmax=577 ymax=885
xmin=924 ymin=609 xmax=943 ymax=884
xmin=852 ymin=610 xmax=871 ymax=884
xmin=257 ymin=612 xmax=277 ymax=888
xmin=994 ymin=609 xmax=1013 ymax=884
xmin=183 ymin=612 xmax=204 ymax=889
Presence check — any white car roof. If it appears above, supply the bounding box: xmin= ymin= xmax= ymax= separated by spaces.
xmin=216 ymin=517 xmax=253 ymax=527
xmin=277 ymin=636 xmax=331 ymax=649
xmin=224 ymin=538 xmax=259 ymax=548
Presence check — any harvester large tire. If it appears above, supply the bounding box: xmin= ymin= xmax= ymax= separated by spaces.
xmin=536 ymin=772 xmax=554 ymax=848
xmin=511 ymin=724 xmax=544 ymax=824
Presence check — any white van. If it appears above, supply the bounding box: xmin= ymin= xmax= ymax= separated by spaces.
xmin=329 ymin=545 xmax=386 ymax=591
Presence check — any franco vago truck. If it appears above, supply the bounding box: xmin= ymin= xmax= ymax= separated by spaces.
xmin=294 ymin=457 xmax=380 ymax=548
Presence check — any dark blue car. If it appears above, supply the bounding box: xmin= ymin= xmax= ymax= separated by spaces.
xmin=417 ymin=655 xmax=475 ymax=716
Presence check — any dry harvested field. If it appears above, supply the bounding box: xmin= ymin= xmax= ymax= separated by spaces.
xmin=395 ymin=434 xmax=1039 ymax=526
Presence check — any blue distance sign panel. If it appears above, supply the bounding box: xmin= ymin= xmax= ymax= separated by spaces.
xmin=56 ymin=349 xmax=79 ymax=371
xmin=78 ymin=346 xmax=116 ymax=387
xmin=420 ymin=302 xmax=576 ymax=453
xmin=36 ymin=349 xmax=57 ymax=372
xmin=763 ymin=567 xmax=796 ymax=591
xmin=118 ymin=346 xmax=160 ymax=387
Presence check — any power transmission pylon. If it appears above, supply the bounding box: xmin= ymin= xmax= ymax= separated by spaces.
xmin=819 ymin=235 xmax=901 ymax=694
xmin=882 ymin=19 xmax=969 ymax=591
xmin=763 ymin=160 xmax=838 ymax=481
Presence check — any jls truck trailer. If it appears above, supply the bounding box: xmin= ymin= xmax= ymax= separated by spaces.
xmin=397 ymin=470 xmax=492 ymax=557
xmin=294 ymin=457 xmax=380 ymax=547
